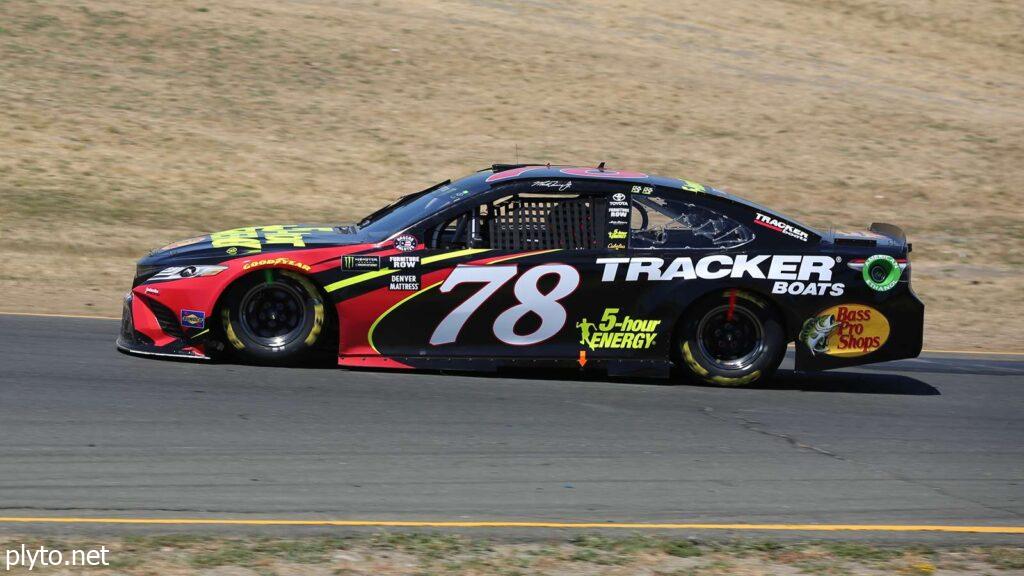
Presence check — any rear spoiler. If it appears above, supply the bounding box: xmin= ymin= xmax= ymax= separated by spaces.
xmin=869 ymin=222 xmax=911 ymax=252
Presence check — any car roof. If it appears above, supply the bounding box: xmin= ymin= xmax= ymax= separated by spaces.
xmin=477 ymin=164 xmax=692 ymax=189
xmin=446 ymin=164 xmax=818 ymax=236
xmin=455 ymin=163 xmax=734 ymax=207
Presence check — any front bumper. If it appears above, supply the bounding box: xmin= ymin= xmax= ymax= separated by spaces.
xmin=116 ymin=292 xmax=210 ymax=360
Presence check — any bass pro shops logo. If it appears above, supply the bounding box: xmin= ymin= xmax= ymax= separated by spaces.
xmin=577 ymin=308 xmax=661 ymax=350
xmin=800 ymin=304 xmax=890 ymax=357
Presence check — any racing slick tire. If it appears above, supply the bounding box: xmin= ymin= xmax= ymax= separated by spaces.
xmin=219 ymin=270 xmax=327 ymax=364
xmin=674 ymin=290 xmax=785 ymax=387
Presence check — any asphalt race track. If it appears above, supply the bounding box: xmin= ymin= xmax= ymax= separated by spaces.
xmin=1 ymin=314 xmax=1022 ymax=539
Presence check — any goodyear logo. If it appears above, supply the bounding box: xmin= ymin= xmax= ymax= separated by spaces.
xmin=242 ymin=257 xmax=312 ymax=272
xmin=577 ymin=308 xmax=660 ymax=350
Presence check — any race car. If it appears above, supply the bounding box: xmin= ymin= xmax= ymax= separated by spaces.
xmin=118 ymin=164 xmax=924 ymax=386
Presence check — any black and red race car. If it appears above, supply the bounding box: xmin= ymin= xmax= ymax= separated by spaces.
xmin=118 ymin=164 xmax=923 ymax=385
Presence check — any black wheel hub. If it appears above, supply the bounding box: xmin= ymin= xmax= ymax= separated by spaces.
xmin=696 ymin=305 xmax=765 ymax=371
xmin=238 ymin=280 xmax=308 ymax=347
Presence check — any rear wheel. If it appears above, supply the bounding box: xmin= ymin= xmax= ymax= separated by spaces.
xmin=220 ymin=270 xmax=326 ymax=364
xmin=675 ymin=291 xmax=785 ymax=386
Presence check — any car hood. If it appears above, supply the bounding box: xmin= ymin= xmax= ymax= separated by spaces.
xmin=139 ymin=224 xmax=370 ymax=266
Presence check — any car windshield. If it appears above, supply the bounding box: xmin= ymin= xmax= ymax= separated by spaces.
xmin=358 ymin=180 xmax=477 ymax=234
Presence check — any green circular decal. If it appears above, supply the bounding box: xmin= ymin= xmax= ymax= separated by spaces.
xmin=863 ymin=254 xmax=901 ymax=291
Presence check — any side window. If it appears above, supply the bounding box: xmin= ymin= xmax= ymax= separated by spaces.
xmin=427 ymin=193 xmax=605 ymax=250
xmin=428 ymin=211 xmax=474 ymax=250
xmin=484 ymin=193 xmax=605 ymax=250
xmin=630 ymin=194 xmax=752 ymax=250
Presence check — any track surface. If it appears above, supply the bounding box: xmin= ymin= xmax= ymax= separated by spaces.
xmin=2 ymin=315 xmax=1022 ymax=537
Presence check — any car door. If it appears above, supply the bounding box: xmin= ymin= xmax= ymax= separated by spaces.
xmin=587 ymin=186 xmax=760 ymax=360
xmin=366 ymin=179 xmax=631 ymax=361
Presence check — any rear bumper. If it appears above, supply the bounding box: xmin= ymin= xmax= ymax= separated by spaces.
xmin=116 ymin=292 xmax=209 ymax=360
xmin=795 ymin=287 xmax=924 ymax=371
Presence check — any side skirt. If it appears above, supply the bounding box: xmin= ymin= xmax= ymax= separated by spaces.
xmin=338 ymin=355 xmax=672 ymax=379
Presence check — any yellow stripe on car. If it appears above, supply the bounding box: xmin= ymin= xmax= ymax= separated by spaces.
xmin=325 ymin=249 xmax=492 ymax=293
xmin=325 ymin=268 xmax=397 ymax=293
xmin=421 ymin=248 xmax=490 ymax=264
xmin=367 ymin=281 xmax=445 ymax=353
xmin=486 ymin=248 xmax=561 ymax=264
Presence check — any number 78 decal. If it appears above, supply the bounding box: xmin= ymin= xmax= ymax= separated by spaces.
xmin=429 ymin=264 xmax=581 ymax=346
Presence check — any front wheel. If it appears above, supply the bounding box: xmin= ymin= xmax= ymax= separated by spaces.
xmin=674 ymin=291 xmax=785 ymax=386
xmin=220 ymin=270 xmax=327 ymax=364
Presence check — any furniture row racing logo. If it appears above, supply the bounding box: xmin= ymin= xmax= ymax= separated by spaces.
xmin=800 ymin=304 xmax=890 ymax=357
xmin=753 ymin=213 xmax=808 ymax=242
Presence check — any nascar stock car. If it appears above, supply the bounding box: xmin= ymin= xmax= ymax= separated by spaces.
xmin=118 ymin=164 xmax=923 ymax=386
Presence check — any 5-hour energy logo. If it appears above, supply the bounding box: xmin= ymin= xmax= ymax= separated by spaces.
xmin=577 ymin=308 xmax=661 ymax=350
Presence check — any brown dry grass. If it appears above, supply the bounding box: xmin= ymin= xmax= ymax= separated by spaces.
xmin=2 ymin=533 xmax=1023 ymax=575
xmin=1 ymin=0 xmax=1022 ymax=349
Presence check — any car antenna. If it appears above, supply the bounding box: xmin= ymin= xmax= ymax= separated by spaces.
xmin=597 ymin=161 xmax=605 ymax=172
xmin=514 ymin=143 xmax=519 ymax=165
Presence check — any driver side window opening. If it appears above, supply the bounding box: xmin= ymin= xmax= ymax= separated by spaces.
xmin=429 ymin=211 xmax=476 ymax=250
xmin=428 ymin=192 xmax=606 ymax=250
xmin=488 ymin=193 xmax=604 ymax=250
xmin=630 ymin=193 xmax=753 ymax=250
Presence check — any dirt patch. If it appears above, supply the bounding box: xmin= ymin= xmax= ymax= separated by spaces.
xmin=1 ymin=0 xmax=1021 ymax=349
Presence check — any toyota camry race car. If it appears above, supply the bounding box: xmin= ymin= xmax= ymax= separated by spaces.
xmin=118 ymin=164 xmax=924 ymax=386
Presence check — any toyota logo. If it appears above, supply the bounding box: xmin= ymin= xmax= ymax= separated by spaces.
xmin=612 ymin=193 xmax=626 ymax=201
